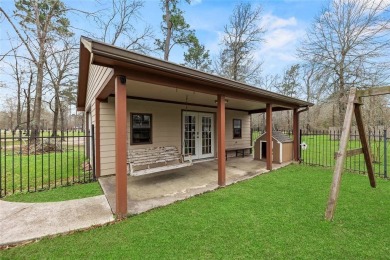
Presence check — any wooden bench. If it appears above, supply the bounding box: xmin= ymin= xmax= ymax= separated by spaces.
xmin=225 ymin=146 xmax=252 ymax=160
xmin=128 ymin=146 xmax=192 ymax=177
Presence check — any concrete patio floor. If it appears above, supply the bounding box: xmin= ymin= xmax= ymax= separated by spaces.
xmin=99 ymin=157 xmax=290 ymax=215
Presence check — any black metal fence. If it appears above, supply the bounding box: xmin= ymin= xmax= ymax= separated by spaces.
xmin=251 ymin=128 xmax=389 ymax=178
xmin=0 ymin=127 xmax=95 ymax=197
xmin=300 ymin=129 xmax=389 ymax=178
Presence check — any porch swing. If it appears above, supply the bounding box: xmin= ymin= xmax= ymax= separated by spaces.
xmin=128 ymin=94 xmax=193 ymax=177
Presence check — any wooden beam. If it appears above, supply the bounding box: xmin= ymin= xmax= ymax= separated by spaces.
xmin=110 ymin=94 xmax=249 ymax=113
xmin=108 ymin=66 xmax=299 ymax=108
xmin=115 ymin=75 xmax=128 ymax=218
xmin=97 ymin=70 xmax=115 ymax=101
xmin=354 ymin=99 xmax=376 ymax=188
xmin=95 ymin=99 xmax=101 ymax=178
xmin=248 ymin=106 xmax=293 ymax=114
xmin=293 ymin=108 xmax=299 ymax=161
xmin=334 ymin=148 xmax=363 ymax=159
xmin=217 ymin=94 xmax=226 ymax=186
xmin=266 ymin=103 xmax=272 ymax=170
xmin=356 ymin=86 xmax=390 ymax=97
xmin=325 ymin=88 xmax=356 ymax=221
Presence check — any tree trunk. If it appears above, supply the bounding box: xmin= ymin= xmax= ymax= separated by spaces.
xmin=15 ymin=62 xmax=22 ymax=130
xmin=60 ymin=102 xmax=65 ymax=140
xmin=30 ymin=49 xmax=45 ymax=139
xmin=163 ymin=0 xmax=172 ymax=61
xmin=51 ymin=85 xmax=60 ymax=137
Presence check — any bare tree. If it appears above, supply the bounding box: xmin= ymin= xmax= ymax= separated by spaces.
xmin=260 ymin=74 xmax=279 ymax=91
xmin=45 ymin=38 xmax=78 ymax=136
xmin=215 ymin=2 xmax=264 ymax=84
xmin=0 ymin=0 xmax=72 ymax=137
xmin=298 ymin=0 xmax=390 ymax=126
xmin=155 ymin=0 xmax=197 ymax=61
xmin=92 ymin=0 xmax=153 ymax=53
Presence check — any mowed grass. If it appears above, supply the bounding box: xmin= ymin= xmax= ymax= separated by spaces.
xmin=1 ymin=165 xmax=390 ymax=259
xmin=252 ymin=130 xmax=390 ymax=176
xmin=0 ymin=150 xmax=93 ymax=196
xmin=301 ymin=133 xmax=390 ymax=176
xmin=2 ymin=181 xmax=102 ymax=203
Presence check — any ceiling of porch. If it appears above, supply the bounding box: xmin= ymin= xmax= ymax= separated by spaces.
xmin=126 ymin=80 xmax=285 ymax=113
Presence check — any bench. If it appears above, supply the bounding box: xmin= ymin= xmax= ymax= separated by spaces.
xmin=225 ymin=146 xmax=252 ymax=160
xmin=128 ymin=146 xmax=192 ymax=177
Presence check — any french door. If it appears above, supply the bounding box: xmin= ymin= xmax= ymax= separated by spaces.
xmin=183 ymin=111 xmax=214 ymax=161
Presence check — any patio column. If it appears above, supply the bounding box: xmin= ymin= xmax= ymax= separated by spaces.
xmin=115 ymin=75 xmax=128 ymax=218
xmin=293 ymin=108 xmax=299 ymax=162
xmin=217 ymin=94 xmax=226 ymax=186
xmin=95 ymin=99 xmax=101 ymax=178
xmin=266 ymin=103 xmax=272 ymax=170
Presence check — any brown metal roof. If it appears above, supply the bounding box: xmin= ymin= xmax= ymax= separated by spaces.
xmin=77 ymin=36 xmax=313 ymax=111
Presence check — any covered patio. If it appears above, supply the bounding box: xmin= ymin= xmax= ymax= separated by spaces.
xmin=77 ymin=37 xmax=312 ymax=218
xmin=99 ymin=157 xmax=291 ymax=215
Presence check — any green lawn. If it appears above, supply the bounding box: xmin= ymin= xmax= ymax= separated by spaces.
xmin=301 ymin=133 xmax=389 ymax=176
xmin=0 ymin=149 xmax=93 ymax=196
xmin=1 ymin=165 xmax=390 ymax=259
xmin=252 ymin=130 xmax=390 ymax=177
xmin=2 ymin=182 xmax=102 ymax=203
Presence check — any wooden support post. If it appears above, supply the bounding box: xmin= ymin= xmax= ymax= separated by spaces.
xmin=115 ymin=75 xmax=128 ymax=218
xmin=95 ymin=99 xmax=101 ymax=178
xmin=266 ymin=104 xmax=272 ymax=170
xmin=325 ymin=88 xmax=356 ymax=220
xmin=354 ymin=99 xmax=376 ymax=188
xmin=217 ymin=94 xmax=226 ymax=186
xmin=293 ymin=108 xmax=299 ymax=162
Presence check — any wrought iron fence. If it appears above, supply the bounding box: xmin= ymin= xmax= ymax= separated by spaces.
xmin=300 ymin=129 xmax=389 ymax=178
xmin=251 ymin=127 xmax=389 ymax=178
xmin=0 ymin=127 xmax=95 ymax=197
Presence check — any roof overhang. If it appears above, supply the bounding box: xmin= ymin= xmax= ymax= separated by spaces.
xmin=77 ymin=36 xmax=313 ymax=111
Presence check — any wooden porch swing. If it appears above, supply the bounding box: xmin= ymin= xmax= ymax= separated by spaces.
xmin=325 ymin=86 xmax=390 ymax=220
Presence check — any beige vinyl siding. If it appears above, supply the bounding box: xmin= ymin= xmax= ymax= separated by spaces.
xmin=98 ymin=97 xmax=251 ymax=176
xmin=99 ymin=99 xmax=116 ymax=176
xmin=225 ymin=110 xmax=251 ymax=148
xmin=85 ymin=65 xmax=113 ymax=111
xmin=83 ymin=64 xmax=114 ymax=176
xmin=127 ymin=99 xmax=181 ymax=149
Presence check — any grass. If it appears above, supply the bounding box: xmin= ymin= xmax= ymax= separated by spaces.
xmin=2 ymin=182 xmax=102 ymax=203
xmin=252 ymin=130 xmax=390 ymax=177
xmin=300 ymin=133 xmax=390 ymax=176
xmin=0 ymin=149 xmax=93 ymax=196
xmin=1 ymin=165 xmax=390 ymax=259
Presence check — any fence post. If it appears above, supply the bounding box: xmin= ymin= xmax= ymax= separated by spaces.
xmin=299 ymin=129 xmax=302 ymax=162
xmin=384 ymin=129 xmax=387 ymax=179
xmin=91 ymin=124 xmax=96 ymax=180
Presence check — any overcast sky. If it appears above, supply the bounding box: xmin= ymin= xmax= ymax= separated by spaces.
xmin=0 ymin=0 xmax=325 ymax=103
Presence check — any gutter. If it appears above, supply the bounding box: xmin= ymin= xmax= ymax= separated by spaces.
xmin=297 ymin=106 xmax=310 ymax=114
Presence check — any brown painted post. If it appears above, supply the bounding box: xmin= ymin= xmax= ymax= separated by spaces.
xmin=293 ymin=108 xmax=299 ymax=161
xmin=217 ymin=94 xmax=226 ymax=186
xmin=354 ymin=99 xmax=376 ymax=188
xmin=95 ymin=99 xmax=101 ymax=178
xmin=266 ymin=103 xmax=272 ymax=170
xmin=325 ymin=88 xmax=356 ymax=220
xmin=115 ymin=75 xmax=128 ymax=218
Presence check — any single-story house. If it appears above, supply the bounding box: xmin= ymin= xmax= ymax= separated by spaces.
xmin=76 ymin=36 xmax=312 ymax=217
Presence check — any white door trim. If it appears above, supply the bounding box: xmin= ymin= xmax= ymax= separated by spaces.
xmin=182 ymin=111 xmax=214 ymax=161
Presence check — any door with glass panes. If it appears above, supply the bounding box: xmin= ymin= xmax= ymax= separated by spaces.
xmin=183 ymin=111 xmax=214 ymax=161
